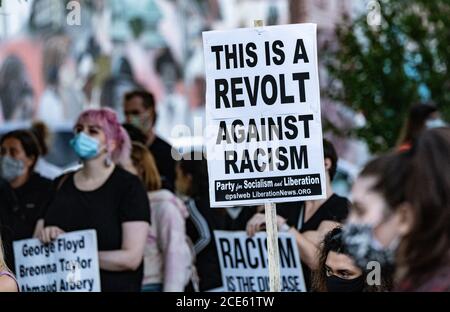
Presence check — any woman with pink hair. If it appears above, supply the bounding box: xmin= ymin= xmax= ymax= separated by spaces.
xmin=39 ymin=108 xmax=150 ymax=292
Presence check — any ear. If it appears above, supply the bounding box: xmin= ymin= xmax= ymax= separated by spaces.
xmin=395 ymin=203 xmax=414 ymax=236
xmin=108 ymin=140 xmax=117 ymax=153
xmin=186 ymin=173 xmax=193 ymax=185
xmin=148 ymin=109 xmax=156 ymax=126
xmin=25 ymin=155 xmax=36 ymax=169
xmin=324 ymin=158 xmax=332 ymax=171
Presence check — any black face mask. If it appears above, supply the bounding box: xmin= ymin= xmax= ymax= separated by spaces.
xmin=326 ymin=274 xmax=365 ymax=292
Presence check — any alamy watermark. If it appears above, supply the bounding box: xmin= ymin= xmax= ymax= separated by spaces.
xmin=366 ymin=261 xmax=382 ymax=286
xmin=66 ymin=1 xmax=81 ymax=26
xmin=367 ymin=0 xmax=382 ymax=29
xmin=0 ymin=0 xmax=81 ymax=26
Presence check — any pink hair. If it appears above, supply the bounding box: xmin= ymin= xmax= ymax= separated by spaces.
xmin=76 ymin=108 xmax=131 ymax=165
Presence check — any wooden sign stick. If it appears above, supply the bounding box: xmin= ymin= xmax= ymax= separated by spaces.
xmin=254 ymin=19 xmax=281 ymax=293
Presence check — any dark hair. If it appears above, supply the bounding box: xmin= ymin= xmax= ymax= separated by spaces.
xmin=397 ymin=102 xmax=438 ymax=146
xmin=122 ymin=123 xmax=147 ymax=145
xmin=323 ymin=139 xmax=338 ymax=181
xmin=0 ymin=130 xmax=41 ymax=171
xmin=312 ymin=227 xmax=390 ymax=292
xmin=124 ymin=90 xmax=157 ymax=124
xmin=30 ymin=121 xmax=50 ymax=156
xmin=360 ymin=128 xmax=450 ymax=285
xmin=178 ymin=152 xmax=209 ymax=200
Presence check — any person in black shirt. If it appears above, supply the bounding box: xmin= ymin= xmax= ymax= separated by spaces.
xmin=246 ymin=139 xmax=350 ymax=290
xmin=0 ymin=130 xmax=53 ymax=272
xmin=176 ymin=153 xmax=222 ymax=291
xmin=177 ymin=152 xmax=260 ymax=292
xmin=40 ymin=108 xmax=150 ymax=292
xmin=123 ymin=90 xmax=177 ymax=191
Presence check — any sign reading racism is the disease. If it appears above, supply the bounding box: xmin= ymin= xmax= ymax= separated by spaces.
xmin=214 ymin=231 xmax=306 ymax=292
xmin=13 ymin=230 xmax=101 ymax=292
xmin=203 ymin=23 xmax=326 ymax=207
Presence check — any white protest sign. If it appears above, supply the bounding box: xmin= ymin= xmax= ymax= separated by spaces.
xmin=203 ymin=23 xmax=326 ymax=207
xmin=214 ymin=231 xmax=306 ymax=292
xmin=13 ymin=230 xmax=101 ymax=292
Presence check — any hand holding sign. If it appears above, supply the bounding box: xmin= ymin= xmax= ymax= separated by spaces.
xmin=38 ymin=226 xmax=65 ymax=244
xmin=246 ymin=213 xmax=288 ymax=237
xmin=14 ymin=230 xmax=101 ymax=292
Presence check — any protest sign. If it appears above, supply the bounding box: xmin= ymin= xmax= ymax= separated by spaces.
xmin=214 ymin=231 xmax=306 ymax=292
xmin=203 ymin=23 xmax=326 ymax=207
xmin=13 ymin=230 xmax=101 ymax=292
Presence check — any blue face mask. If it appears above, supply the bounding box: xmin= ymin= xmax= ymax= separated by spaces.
xmin=70 ymin=132 xmax=101 ymax=160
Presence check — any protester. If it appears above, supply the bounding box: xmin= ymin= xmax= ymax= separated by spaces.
xmin=0 ymin=239 xmax=18 ymax=292
xmin=343 ymin=128 xmax=450 ymax=292
xmin=176 ymin=152 xmax=224 ymax=291
xmin=0 ymin=130 xmax=53 ymax=271
xmin=129 ymin=142 xmax=193 ymax=292
xmin=30 ymin=121 xmax=64 ymax=180
xmin=39 ymin=108 xmax=151 ymax=292
xmin=177 ymin=152 xmax=261 ymax=291
xmin=312 ymin=227 xmax=390 ymax=292
xmin=123 ymin=90 xmax=177 ymax=191
xmin=397 ymin=102 xmax=447 ymax=152
xmin=246 ymin=139 xmax=350 ymax=290
xmin=122 ymin=123 xmax=148 ymax=146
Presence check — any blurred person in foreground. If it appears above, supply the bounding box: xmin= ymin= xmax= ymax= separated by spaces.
xmin=343 ymin=128 xmax=450 ymax=292
xmin=0 ymin=237 xmax=18 ymax=292
xmin=397 ymin=102 xmax=447 ymax=152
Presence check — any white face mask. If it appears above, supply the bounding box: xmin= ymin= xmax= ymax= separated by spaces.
xmin=426 ymin=118 xmax=447 ymax=129
xmin=0 ymin=156 xmax=26 ymax=182
xmin=341 ymin=219 xmax=401 ymax=271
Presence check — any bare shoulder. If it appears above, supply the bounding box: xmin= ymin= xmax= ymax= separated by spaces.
xmin=0 ymin=275 xmax=18 ymax=292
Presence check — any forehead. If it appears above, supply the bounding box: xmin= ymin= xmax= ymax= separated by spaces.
xmin=326 ymin=251 xmax=360 ymax=272
xmin=75 ymin=121 xmax=103 ymax=130
xmin=1 ymin=137 xmax=23 ymax=148
xmin=124 ymin=96 xmax=146 ymax=111
xmin=351 ymin=176 xmax=386 ymax=223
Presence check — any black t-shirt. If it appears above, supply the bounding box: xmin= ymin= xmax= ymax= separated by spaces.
xmin=149 ymin=136 xmax=177 ymax=192
xmin=185 ymin=197 xmax=223 ymax=291
xmin=276 ymin=194 xmax=350 ymax=291
xmin=44 ymin=167 xmax=151 ymax=292
xmin=277 ymin=194 xmax=349 ymax=232
xmin=0 ymin=174 xmax=53 ymax=271
xmin=185 ymin=196 xmax=258 ymax=291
